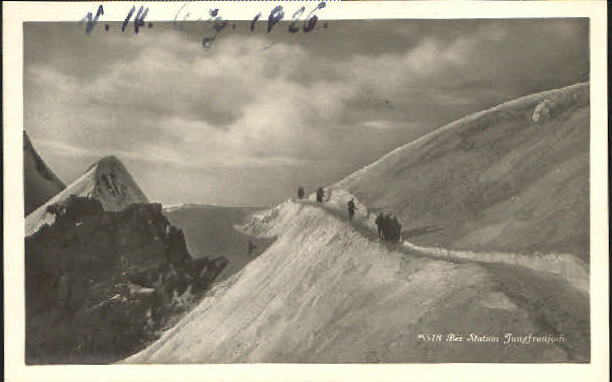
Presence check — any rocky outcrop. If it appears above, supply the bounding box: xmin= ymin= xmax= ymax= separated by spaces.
xmin=163 ymin=204 xmax=270 ymax=282
xmin=25 ymin=196 xmax=228 ymax=364
xmin=531 ymin=84 xmax=588 ymax=124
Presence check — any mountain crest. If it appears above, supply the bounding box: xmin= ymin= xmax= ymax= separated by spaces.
xmin=25 ymin=155 xmax=148 ymax=236
xmin=337 ymin=82 xmax=590 ymax=259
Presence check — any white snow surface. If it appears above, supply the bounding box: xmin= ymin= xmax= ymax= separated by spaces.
xmin=338 ymin=82 xmax=589 ymax=189
xmin=125 ymin=190 xmax=588 ymax=363
xmin=25 ymin=156 xmax=148 ymax=237
xmin=336 ymin=82 xmax=590 ymax=259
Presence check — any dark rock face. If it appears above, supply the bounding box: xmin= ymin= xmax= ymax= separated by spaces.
xmin=24 ymin=131 xmax=65 ymax=215
xmin=25 ymin=196 xmax=228 ymax=364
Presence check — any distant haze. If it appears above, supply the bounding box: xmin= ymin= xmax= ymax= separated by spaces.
xmin=24 ymin=19 xmax=588 ymax=206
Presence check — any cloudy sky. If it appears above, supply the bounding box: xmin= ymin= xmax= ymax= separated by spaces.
xmin=24 ymin=18 xmax=588 ymax=206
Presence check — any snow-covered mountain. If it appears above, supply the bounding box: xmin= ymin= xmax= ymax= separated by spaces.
xmin=125 ymin=83 xmax=590 ymax=364
xmin=338 ymin=82 xmax=590 ymax=260
xmin=23 ymin=131 xmax=65 ymax=215
xmin=25 ymin=155 xmax=148 ymax=236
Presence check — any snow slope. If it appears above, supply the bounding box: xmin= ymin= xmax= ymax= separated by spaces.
xmin=126 ymin=191 xmax=588 ymax=363
xmin=125 ymin=84 xmax=590 ymax=364
xmin=338 ymin=82 xmax=590 ymax=260
xmin=24 ymin=131 xmax=65 ymax=215
xmin=25 ymin=156 xmax=148 ymax=237
xmin=162 ymin=204 xmax=269 ymax=281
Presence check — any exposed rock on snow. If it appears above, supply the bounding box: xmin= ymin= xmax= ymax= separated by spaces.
xmin=26 ymin=196 xmax=228 ymax=364
xmin=23 ymin=131 xmax=65 ymax=215
xmin=532 ymin=85 xmax=589 ymax=124
xmin=531 ymin=99 xmax=554 ymax=124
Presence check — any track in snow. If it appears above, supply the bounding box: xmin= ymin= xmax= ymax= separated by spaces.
xmin=293 ymin=196 xmax=589 ymax=361
xmin=125 ymin=192 xmax=589 ymax=363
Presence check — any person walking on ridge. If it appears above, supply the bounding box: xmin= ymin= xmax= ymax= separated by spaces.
xmin=248 ymin=239 xmax=258 ymax=256
xmin=394 ymin=216 xmax=403 ymax=242
xmin=347 ymin=198 xmax=357 ymax=221
xmin=375 ymin=212 xmax=384 ymax=239
xmin=297 ymin=186 xmax=305 ymax=200
xmin=382 ymin=213 xmax=391 ymax=240
xmin=316 ymin=187 xmax=324 ymax=203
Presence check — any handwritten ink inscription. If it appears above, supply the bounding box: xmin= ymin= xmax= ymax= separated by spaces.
xmin=81 ymin=2 xmax=327 ymax=48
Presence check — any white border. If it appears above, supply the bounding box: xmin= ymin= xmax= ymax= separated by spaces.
xmin=3 ymin=2 xmax=608 ymax=382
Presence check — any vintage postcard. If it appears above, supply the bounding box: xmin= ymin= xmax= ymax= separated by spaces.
xmin=3 ymin=1 xmax=608 ymax=381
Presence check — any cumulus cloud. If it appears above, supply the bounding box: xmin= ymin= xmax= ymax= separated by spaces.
xmin=24 ymin=19 xmax=588 ymax=205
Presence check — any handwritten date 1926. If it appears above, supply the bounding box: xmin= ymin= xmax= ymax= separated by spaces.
xmin=81 ymin=2 xmax=327 ymax=49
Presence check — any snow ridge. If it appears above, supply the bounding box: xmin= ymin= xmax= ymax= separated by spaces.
xmin=338 ymin=82 xmax=588 ymax=188
xmin=125 ymin=190 xmax=588 ymax=363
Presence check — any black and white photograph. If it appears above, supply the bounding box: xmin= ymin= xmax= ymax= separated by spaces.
xmin=3 ymin=1 xmax=609 ymax=380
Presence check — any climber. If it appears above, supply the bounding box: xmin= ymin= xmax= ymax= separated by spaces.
xmin=347 ymin=198 xmax=357 ymax=221
xmin=297 ymin=186 xmax=305 ymax=199
xmin=375 ymin=212 xmax=384 ymax=239
xmin=381 ymin=213 xmax=392 ymax=241
xmin=392 ymin=216 xmax=402 ymax=242
xmin=248 ymin=239 xmax=258 ymax=256
xmin=316 ymin=187 xmax=324 ymax=203
xmin=386 ymin=215 xmax=396 ymax=241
